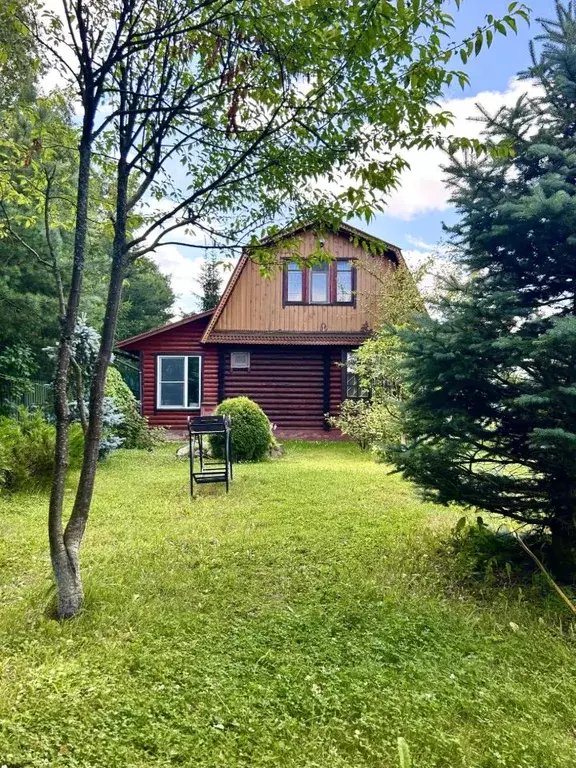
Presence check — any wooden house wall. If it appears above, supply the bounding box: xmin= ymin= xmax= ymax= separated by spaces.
xmin=120 ymin=315 xmax=219 ymax=430
xmin=213 ymin=231 xmax=393 ymax=334
xmin=221 ymin=346 xmax=348 ymax=430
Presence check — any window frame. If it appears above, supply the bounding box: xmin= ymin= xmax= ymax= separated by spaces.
xmin=230 ymin=350 xmax=250 ymax=370
xmin=283 ymin=258 xmax=356 ymax=306
xmin=310 ymin=262 xmax=330 ymax=304
xmin=156 ymin=354 xmax=202 ymax=410
xmin=283 ymin=261 xmax=307 ymax=305
xmin=343 ymin=350 xmax=370 ymax=401
xmin=334 ymin=259 xmax=355 ymax=305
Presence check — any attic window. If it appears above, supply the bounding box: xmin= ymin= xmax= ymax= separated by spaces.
xmin=283 ymin=258 xmax=355 ymax=305
xmin=310 ymin=262 xmax=329 ymax=303
xmin=231 ymin=351 xmax=250 ymax=370
xmin=286 ymin=262 xmax=304 ymax=302
xmin=336 ymin=260 xmax=353 ymax=303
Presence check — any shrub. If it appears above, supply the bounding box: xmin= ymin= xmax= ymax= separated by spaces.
xmin=328 ymin=399 xmax=403 ymax=453
xmin=99 ymin=396 xmax=126 ymax=460
xmin=328 ymin=399 xmax=378 ymax=449
xmin=0 ymin=343 xmax=36 ymax=417
xmin=105 ymin=367 xmax=163 ymax=450
xmin=210 ymin=397 xmax=273 ymax=462
xmin=0 ymin=409 xmax=84 ymax=492
xmin=444 ymin=515 xmax=544 ymax=586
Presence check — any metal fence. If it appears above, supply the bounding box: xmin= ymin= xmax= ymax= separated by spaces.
xmin=0 ymin=356 xmax=140 ymax=419
xmin=0 ymin=376 xmax=52 ymax=418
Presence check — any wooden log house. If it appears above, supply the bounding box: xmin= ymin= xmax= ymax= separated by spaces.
xmin=116 ymin=222 xmax=405 ymax=439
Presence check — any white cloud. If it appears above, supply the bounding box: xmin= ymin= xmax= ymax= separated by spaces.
xmin=151 ymin=237 xmax=237 ymax=316
xmin=401 ymin=237 xmax=469 ymax=304
xmin=405 ymin=235 xmax=439 ymax=251
xmin=151 ymin=246 xmax=205 ymax=315
xmin=384 ymin=78 xmax=542 ymax=220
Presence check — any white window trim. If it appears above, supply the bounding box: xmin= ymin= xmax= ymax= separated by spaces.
xmin=156 ymin=354 xmax=202 ymax=410
xmin=231 ymin=350 xmax=250 ymax=370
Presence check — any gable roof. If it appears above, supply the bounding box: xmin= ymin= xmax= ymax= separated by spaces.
xmin=201 ymin=221 xmax=403 ymax=343
xmin=115 ymin=308 xmax=214 ymax=349
xmin=260 ymin=220 xmax=402 ymax=255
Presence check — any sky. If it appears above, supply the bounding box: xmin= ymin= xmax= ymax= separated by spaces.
xmin=359 ymin=0 xmax=556 ymax=273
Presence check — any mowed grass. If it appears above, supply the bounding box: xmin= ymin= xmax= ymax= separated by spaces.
xmin=1 ymin=442 xmax=576 ymax=768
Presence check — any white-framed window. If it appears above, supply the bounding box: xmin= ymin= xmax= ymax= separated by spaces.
xmin=231 ymin=350 xmax=250 ymax=370
xmin=156 ymin=355 xmax=201 ymax=409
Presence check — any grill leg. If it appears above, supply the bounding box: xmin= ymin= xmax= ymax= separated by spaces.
xmin=227 ymin=431 xmax=233 ymax=481
xmin=190 ymin=434 xmax=195 ymax=498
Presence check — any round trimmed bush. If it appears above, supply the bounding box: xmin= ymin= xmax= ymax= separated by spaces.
xmin=210 ymin=396 xmax=273 ymax=462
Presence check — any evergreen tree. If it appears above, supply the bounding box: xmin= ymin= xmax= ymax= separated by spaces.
xmin=392 ymin=2 xmax=576 ymax=579
xmin=198 ymin=253 xmax=223 ymax=312
xmin=116 ymin=258 xmax=175 ymax=339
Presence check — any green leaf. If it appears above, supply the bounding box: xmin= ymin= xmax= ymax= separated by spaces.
xmin=475 ymin=31 xmax=483 ymax=56
xmin=505 ymin=15 xmax=518 ymax=33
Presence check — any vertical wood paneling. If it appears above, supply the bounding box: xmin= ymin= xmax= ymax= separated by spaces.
xmin=214 ymin=231 xmax=394 ymax=334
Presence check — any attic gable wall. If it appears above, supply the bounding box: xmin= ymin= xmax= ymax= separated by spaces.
xmin=213 ymin=230 xmax=395 ymax=335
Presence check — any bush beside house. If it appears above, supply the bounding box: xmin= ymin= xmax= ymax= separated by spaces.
xmin=211 ymin=396 xmax=274 ymax=462
xmin=105 ymin=367 xmax=162 ymax=450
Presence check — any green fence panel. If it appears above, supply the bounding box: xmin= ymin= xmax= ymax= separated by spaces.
xmin=112 ymin=355 xmax=141 ymax=400
xmin=0 ymin=377 xmax=52 ymax=418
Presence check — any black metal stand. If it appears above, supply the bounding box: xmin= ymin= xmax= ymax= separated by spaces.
xmin=187 ymin=415 xmax=233 ymax=497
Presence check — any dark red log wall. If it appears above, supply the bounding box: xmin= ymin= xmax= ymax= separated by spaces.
xmin=222 ymin=346 xmax=347 ymax=430
xmin=120 ymin=315 xmax=219 ymax=429
xmin=121 ymin=319 xmax=350 ymax=432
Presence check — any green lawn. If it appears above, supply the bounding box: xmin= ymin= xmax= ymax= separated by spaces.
xmin=1 ymin=442 xmax=576 ymax=768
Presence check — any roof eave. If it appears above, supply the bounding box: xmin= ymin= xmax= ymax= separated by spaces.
xmin=115 ymin=308 xmax=215 ymax=349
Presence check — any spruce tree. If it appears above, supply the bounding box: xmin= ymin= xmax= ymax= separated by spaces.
xmin=198 ymin=253 xmax=223 ymax=312
xmin=393 ymin=2 xmax=576 ymax=579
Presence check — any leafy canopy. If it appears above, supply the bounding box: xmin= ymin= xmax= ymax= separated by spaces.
xmin=35 ymin=0 xmax=529 ymax=263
